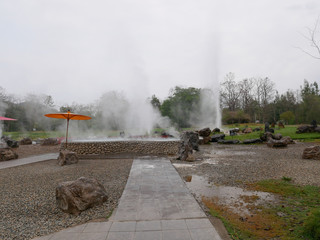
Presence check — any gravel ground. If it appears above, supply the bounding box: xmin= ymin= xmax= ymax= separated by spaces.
xmin=3 ymin=142 xmax=320 ymax=239
xmin=0 ymin=157 xmax=132 ymax=240
xmin=172 ymin=141 xmax=320 ymax=187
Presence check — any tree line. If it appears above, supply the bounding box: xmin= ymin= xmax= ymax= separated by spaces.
xmin=0 ymin=75 xmax=319 ymax=132
xmin=219 ymin=73 xmax=320 ymax=125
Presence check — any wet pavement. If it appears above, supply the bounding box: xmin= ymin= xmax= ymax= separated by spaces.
xmin=32 ymin=158 xmax=222 ymax=240
xmin=0 ymin=153 xmax=59 ymax=169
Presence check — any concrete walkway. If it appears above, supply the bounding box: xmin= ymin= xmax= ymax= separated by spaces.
xmin=0 ymin=153 xmax=59 ymax=169
xmin=33 ymin=158 xmax=222 ymax=240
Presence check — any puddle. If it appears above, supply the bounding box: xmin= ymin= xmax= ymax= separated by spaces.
xmin=208 ymin=149 xmax=257 ymax=156
xmin=172 ymin=163 xmax=195 ymax=168
xmin=173 ymin=159 xmax=220 ymax=168
xmin=185 ymin=175 xmax=274 ymax=215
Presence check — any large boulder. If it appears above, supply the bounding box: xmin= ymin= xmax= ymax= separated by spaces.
xmin=56 ymin=177 xmax=108 ymax=215
xmin=198 ymin=128 xmax=211 ymax=137
xmin=302 ymin=146 xmax=320 ymax=160
xmin=218 ymin=139 xmax=240 ymax=144
xmin=19 ymin=137 xmax=33 ymax=145
xmin=58 ymin=150 xmax=79 ymax=166
xmin=243 ymin=139 xmax=262 ymax=144
xmin=177 ymin=131 xmax=199 ymax=161
xmin=211 ymin=134 xmax=225 ymax=142
xmin=267 ymin=138 xmax=288 ymax=148
xmin=0 ymin=148 xmax=18 ymax=161
xmin=212 ymin=128 xmax=220 ymax=133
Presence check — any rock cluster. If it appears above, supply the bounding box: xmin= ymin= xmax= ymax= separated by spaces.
xmin=1 ymin=136 xmax=19 ymax=148
xmin=42 ymin=138 xmax=58 ymax=146
xmin=19 ymin=137 xmax=32 ymax=145
xmin=61 ymin=140 xmax=180 ymax=156
xmin=56 ymin=177 xmax=108 ymax=215
xmin=260 ymin=132 xmax=294 ymax=148
xmin=296 ymin=125 xmax=320 ymax=134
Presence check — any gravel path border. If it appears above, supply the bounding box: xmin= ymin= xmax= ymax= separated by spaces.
xmin=0 ymin=158 xmax=132 ymax=240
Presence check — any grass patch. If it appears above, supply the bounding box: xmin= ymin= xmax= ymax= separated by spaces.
xmin=204 ymin=179 xmax=320 ymax=239
xmin=3 ymin=131 xmax=64 ymax=140
xmin=223 ymin=124 xmax=320 ymax=142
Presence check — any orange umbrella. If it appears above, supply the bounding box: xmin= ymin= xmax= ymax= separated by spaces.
xmin=44 ymin=111 xmax=91 ymax=146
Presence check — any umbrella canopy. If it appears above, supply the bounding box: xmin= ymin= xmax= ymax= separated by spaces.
xmin=44 ymin=111 xmax=91 ymax=146
xmin=0 ymin=116 xmax=17 ymax=121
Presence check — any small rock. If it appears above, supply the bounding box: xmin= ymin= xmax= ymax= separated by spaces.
xmin=58 ymin=150 xmax=79 ymax=166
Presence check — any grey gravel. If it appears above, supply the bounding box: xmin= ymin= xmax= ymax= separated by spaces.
xmin=0 ymin=158 xmax=132 ymax=240
xmin=172 ymin=142 xmax=320 ymax=187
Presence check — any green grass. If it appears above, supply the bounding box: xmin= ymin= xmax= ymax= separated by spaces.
xmin=205 ymin=179 xmax=320 ymax=239
xmin=253 ymin=179 xmax=320 ymax=239
xmin=223 ymin=124 xmax=320 ymax=142
xmin=3 ymin=131 xmax=64 ymax=140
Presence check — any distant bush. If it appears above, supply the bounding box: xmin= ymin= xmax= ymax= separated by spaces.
xmin=222 ymin=110 xmax=250 ymax=124
xmin=280 ymin=111 xmax=295 ymax=125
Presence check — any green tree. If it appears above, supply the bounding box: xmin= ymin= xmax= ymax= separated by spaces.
xmin=296 ymin=80 xmax=320 ymax=123
xmin=280 ymin=111 xmax=295 ymax=124
xmin=160 ymin=86 xmax=201 ymax=128
xmin=150 ymin=95 xmax=161 ymax=110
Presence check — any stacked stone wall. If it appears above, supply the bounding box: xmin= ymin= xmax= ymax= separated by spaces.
xmin=60 ymin=140 xmax=180 ymax=157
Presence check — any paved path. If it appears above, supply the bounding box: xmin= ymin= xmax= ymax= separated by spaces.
xmin=33 ymin=158 xmax=222 ymax=240
xmin=0 ymin=153 xmax=59 ymax=169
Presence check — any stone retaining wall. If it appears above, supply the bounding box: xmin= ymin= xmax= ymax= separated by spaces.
xmin=61 ymin=140 xmax=180 ymax=157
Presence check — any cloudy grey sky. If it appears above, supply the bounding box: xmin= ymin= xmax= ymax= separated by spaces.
xmin=0 ymin=0 xmax=319 ymax=105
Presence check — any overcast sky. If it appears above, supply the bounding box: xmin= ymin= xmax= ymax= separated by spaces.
xmin=0 ymin=0 xmax=319 ymax=106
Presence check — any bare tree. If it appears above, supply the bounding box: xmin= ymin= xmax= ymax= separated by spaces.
xmin=220 ymin=72 xmax=240 ymax=111
xmin=253 ymin=77 xmax=276 ymax=122
xmin=299 ymin=17 xmax=320 ymax=59
xmin=238 ymin=78 xmax=254 ymax=110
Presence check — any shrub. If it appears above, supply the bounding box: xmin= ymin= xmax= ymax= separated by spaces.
xmin=222 ymin=110 xmax=250 ymax=124
xmin=303 ymin=209 xmax=320 ymax=239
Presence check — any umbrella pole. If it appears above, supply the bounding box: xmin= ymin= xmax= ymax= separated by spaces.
xmin=66 ymin=119 xmax=69 ymax=149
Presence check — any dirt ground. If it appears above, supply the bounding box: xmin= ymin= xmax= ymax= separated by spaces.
xmin=12 ymin=144 xmax=60 ymax=158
